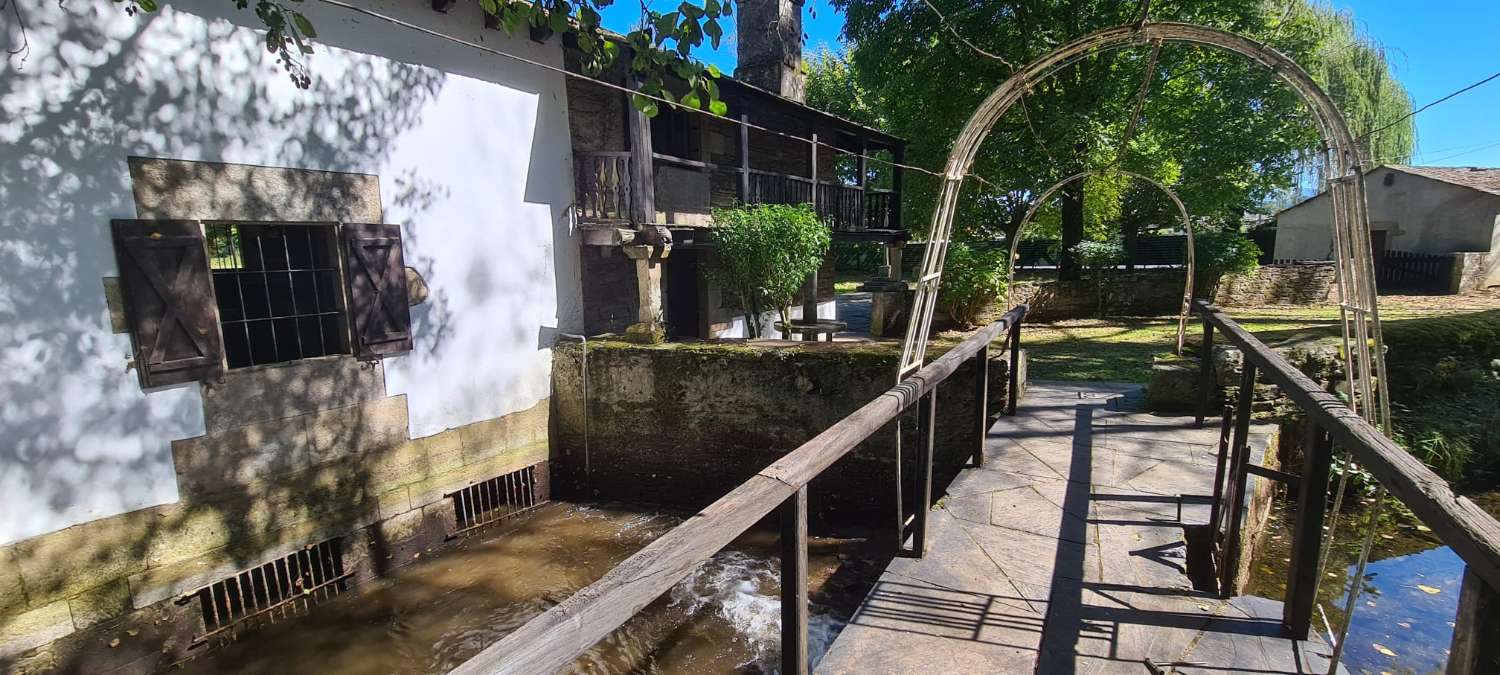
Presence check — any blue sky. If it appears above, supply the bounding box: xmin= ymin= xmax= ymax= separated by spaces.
xmin=599 ymin=0 xmax=1500 ymax=168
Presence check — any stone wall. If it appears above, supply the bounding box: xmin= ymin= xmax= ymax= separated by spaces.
xmin=1213 ymin=262 xmax=1337 ymax=306
xmin=1454 ymin=251 xmax=1499 ymax=293
xmin=0 ymin=356 xmax=549 ymax=671
xmin=1007 ymin=263 xmax=1338 ymax=322
xmin=550 ymin=340 xmax=1024 ymax=526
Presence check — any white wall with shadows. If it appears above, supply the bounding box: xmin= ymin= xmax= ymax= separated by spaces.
xmin=0 ymin=0 xmax=580 ymax=543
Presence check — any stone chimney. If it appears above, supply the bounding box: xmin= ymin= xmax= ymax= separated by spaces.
xmin=735 ymin=0 xmax=806 ymax=102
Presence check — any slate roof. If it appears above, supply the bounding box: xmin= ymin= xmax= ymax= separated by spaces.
xmin=1390 ymin=165 xmax=1500 ymax=197
xmin=1276 ymin=164 xmax=1500 ymax=216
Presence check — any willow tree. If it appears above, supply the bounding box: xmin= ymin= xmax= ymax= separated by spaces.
xmin=827 ymin=0 xmax=1415 ymax=278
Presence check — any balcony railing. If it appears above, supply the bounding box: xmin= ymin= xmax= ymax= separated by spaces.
xmin=575 ymin=152 xmax=900 ymax=235
xmin=749 ymin=170 xmax=898 ymax=233
xmin=575 ymin=151 xmax=632 ymax=223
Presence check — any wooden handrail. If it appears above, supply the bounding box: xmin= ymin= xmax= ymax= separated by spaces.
xmin=1193 ymin=300 xmax=1500 ymax=590
xmin=450 ymin=305 xmax=1028 ymax=675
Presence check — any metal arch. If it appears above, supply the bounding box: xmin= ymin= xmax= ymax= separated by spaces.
xmin=1002 ymin=169 xmax=1197 ymax=354
xmin=898 ymin=22 xmax=1389 ymax=444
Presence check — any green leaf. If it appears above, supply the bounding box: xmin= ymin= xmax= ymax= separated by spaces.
xmin=709 ymin=99 xmax=728 ymax=116
xmin=721 ymin=0 xmax=731 ymax=16
xmin=136 ymin=0 xmax=158 ymax=11
xmin=480 ymin=0 xmax=499 ymax=14
xmin=704 ymin=18 xmax=721 ymax=49
xmin=681 ymin=91 xmax=700 ymax=109
xmin=707 ymin=63 xmax=721 ymax=78
xmin=631 ymin=93 xmax=659 ymax=117
xmin=292 ymin=12 xmax=316 ymax=38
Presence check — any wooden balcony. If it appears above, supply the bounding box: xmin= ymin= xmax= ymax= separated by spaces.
xmin=575 ymin=151 xmax=904 ymax=242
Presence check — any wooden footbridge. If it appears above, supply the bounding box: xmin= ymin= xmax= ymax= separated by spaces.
xmin=448 ymin=302 xmax=1500 ymax=675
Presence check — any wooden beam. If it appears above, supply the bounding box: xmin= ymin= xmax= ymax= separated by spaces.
xmin=1196 ymin=321 xmax=1214 ymax=427
xmin=1218 ymin=360 xmax=1257 ymax=595
xmin=1196 ymin=301 xmax=1500 ymax=591
xmin=1447 ymin=566 xmax=1500 ymax=675
xmin=1284 ymin=422 xmax=1332 ymax=639
xmin=628 ymin=83 xmax=656 ymax=225
xmin=973 ymin=344 xmax=989 ymax=467
xmin=913 ymin=390 xmax=936 ymax=557
xmin=781 ymin=486 xmax=809 ymax=675
xmin=739 ymin=114 xmax=751 ymax=203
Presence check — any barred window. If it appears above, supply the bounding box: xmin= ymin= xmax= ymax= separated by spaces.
xmin=207 ymin=223 xmax=349 ymax=368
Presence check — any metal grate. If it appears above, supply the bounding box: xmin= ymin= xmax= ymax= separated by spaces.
xmin=188 ymin=537 xmax=351 ymax=645
xmin=447 ymin=464 xmax=546 ymax=537
xmin=206 ymin=223 xmax=349 ymax=368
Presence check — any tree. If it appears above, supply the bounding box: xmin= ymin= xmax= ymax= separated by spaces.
xmin=708 ymin=204 xmax=831 ymax=337
xmin=105 ymin=0 xmax=734 ymax=116
xmin=826 ymin=0 xmax=1414 ymax=278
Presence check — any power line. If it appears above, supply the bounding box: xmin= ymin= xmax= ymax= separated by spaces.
xmin=1359 ymin=69 xmax=1500 ymax=141
xmin=311 ymin=0 xmax=998 ymax=187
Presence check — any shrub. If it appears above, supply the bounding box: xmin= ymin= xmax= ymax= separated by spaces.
xmin=709 ymin=204 xmax=831 ymax=337
xmin=1192 ymin=230 xmax=1261 ymax=296
xmin=939 ymin=242 xmax=1008 ymax=327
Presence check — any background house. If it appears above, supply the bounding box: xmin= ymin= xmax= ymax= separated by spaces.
xmin=1274 ymin=165 xmax=1500 ymax=292
xmin=566 ymin=1 xmax=909 ymax=339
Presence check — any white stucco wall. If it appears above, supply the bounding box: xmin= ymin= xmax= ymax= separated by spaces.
xmin=1274 ymin=167 xmax=1500 ymax=261
xmin=0 ymin=0 xmax=579 ymax=543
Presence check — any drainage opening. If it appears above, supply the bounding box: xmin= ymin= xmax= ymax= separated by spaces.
xmin=188 ymin=537 xmax=351 ymax=646
xmin=447 ymin=464 xmax=546 ymax=537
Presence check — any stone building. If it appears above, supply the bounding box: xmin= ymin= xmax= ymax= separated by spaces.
xmin=0 ymin=0 xmax=571 ymax=669
xmin=567 ymin=0 xmax=909 ymax=339
xmin=1274 ymin=165 xmax=1500 ymax=291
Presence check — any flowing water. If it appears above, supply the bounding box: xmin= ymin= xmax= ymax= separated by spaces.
xmin=175 ymin=502 xmax=885 ymax=675
xmin=1246 ymin=493 xmax=1499 ymax=675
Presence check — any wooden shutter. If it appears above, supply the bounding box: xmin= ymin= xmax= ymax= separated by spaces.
xmin=341 ymin=223 xmax=413 ymax=357
xmin=111 ymin=219 xmax=225 ymax=388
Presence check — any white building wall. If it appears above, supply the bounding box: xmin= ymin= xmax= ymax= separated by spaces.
xmin=0 ymin=0 xmax=579 ymax=543
xmin=1274 ymin=167 xmax=1500 ymax=262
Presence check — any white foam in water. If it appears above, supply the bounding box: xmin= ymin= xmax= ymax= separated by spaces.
xmin=668 ymin=551 xmax=847 ymax=674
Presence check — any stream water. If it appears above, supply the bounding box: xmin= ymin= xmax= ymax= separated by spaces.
xmin=1246 ymin=492 xmax=1500 ymax=675
xmin=175 ymin=502 xmax=885 ymax=675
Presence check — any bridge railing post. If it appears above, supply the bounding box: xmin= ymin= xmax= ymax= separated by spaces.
xmin=1206 ymin=405 xmax=1234 ymax=556
xmin=1006 ymin=317 xmax=1022 ymax=416
xmin=974 ymin=344 xmax=989 ymax=468
xmin=1218 ymin=359 xmax=1257 ymax=595
xmin=781 ymin=485 xmax=809 ymax=675
xmin=1196 ymin=316 xmax=1215 ymax=428
xmin=1283 ymin=421 xmax=1332 ymax=638
xmin=913 ymin=390 xmax=936 ymax=557
xmin=1448 ymin=566 xmax=1500 ymax=674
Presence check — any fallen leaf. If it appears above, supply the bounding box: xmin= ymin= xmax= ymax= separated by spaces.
xmin=1372 ymin=643 xmax=1396 ymax=657
xmin=1397 ymin=622 xmax=1412 ymax=629
xmin=1416 ymin=524 xmax=1432 ymax=533
xmin=108 ymin=638 xmax=120 ymax=648
xmin=1416 ymin=584 xmax=1441 ymax=595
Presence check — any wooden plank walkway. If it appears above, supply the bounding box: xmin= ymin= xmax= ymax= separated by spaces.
xmin=818 ymin=381 xmax=1342 ymax=674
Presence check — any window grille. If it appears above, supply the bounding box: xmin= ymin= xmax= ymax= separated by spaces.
xmin=448 ymin=464 xmax=546 ymax=537
xmin=188 ymin=537 xmax=350 ymax=646
xmin=207 ymin=223 xmax=349 ymax=368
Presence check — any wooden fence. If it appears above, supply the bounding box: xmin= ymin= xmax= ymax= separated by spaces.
xmin=448 ymin=306 xmax=1028 ymax=675
xmin=1377 ymin=249 xmax=1455 ymax=293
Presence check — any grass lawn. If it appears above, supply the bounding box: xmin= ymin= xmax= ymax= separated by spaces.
xmin=1015 ymin=292 xmax=1500 ymax=483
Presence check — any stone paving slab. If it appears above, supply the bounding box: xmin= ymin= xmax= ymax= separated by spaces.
xmin=818 ymin=382 xmax=1339 ymax=675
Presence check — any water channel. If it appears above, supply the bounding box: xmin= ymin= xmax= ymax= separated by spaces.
xmin=176 ymin=502 xmax=886 ymax=675
xmin=1246 ymin=491 xmax=1500 ymax=675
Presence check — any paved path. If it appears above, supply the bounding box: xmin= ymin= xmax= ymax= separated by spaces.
xmin=818 ymin=381 xmax=1340 ymax=674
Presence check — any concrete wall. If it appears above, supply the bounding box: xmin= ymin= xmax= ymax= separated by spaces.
xmin=1275 ymin=167 xmax=1500 ymax=266
xmin=2 ymin=0 xmax=579 ymax=666
xmin=550 ymin=339 xmax=1022 ymax=524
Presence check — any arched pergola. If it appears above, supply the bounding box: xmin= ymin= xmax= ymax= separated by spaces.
xmin=899 ymin=21 xmax=1389 ymax=432
xmin=1004 ymin=169 xmax=1197 ymax=354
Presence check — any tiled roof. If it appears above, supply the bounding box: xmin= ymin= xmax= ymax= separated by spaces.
xmin=1390 ymin=165 xmax=1500 ymax=197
